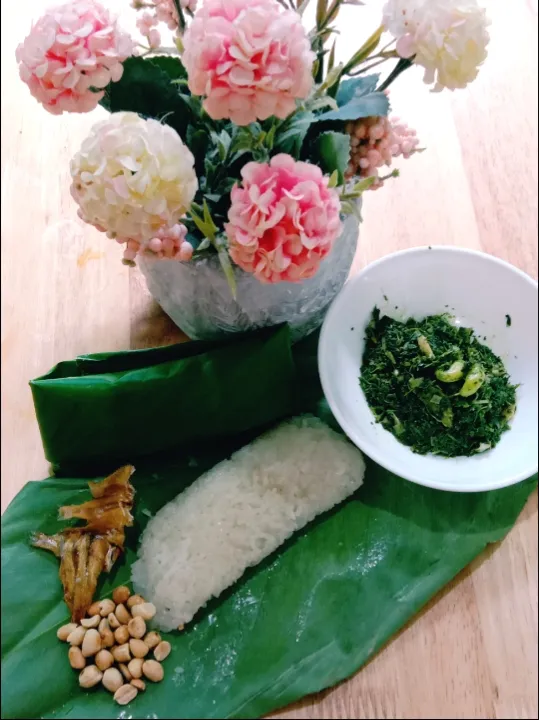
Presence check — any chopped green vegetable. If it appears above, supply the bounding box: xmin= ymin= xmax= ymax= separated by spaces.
xmin=360 ymin=308 xmax=518 ymax=457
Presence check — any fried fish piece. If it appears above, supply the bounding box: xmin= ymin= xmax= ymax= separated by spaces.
xmin=31 ymin=466 xmax=135 ymax=622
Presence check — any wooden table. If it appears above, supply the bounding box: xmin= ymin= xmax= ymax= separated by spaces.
xmin=2 ymin=1 xmax=537 ymax=717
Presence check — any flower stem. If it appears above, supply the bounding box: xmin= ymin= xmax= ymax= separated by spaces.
xmin=378 ymin=57 xmax=414 ymax=92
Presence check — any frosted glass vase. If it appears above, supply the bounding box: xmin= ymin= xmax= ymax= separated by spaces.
xmin=138 ymin=212 xmax=360 ymax=341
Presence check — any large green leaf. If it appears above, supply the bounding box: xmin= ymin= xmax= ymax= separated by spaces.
xmin=315 ymin=91 xmax=389 ymax=122
xmin=336 ymin=74 xmax=380 ymax=107
xmin=29 ymin=326 xmax=296 ymax=475
xmin=274 ymin=111 xmax=315 ymax=158
xmin=2 ymin=331 xmax=536 ymax=719
xmin=314 ymin=131 xmax=351 ymax=181
xmin=98 ymin=56 xmax=194 ymax=139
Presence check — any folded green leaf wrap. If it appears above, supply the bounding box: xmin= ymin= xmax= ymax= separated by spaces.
xmin=2 ymin=329 xmax=536 ymax=720
xmin=29 ymin=326 xmax=296 ymax=474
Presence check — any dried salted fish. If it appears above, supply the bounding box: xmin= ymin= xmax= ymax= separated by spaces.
xmin=31 ymin=465 xmax=135 ymax=622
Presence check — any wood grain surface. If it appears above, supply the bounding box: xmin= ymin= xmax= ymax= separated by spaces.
xmin=1 ymin=1 xmax=537 ymax=718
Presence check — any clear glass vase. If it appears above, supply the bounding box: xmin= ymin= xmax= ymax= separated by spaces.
xmin=137 ymin=211 xmax=360 ymax=341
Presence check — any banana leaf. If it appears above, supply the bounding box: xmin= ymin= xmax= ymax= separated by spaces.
xmin=2 ymin=329 xmax=536 ymax=719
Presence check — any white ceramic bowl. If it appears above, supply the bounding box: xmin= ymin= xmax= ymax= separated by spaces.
xmin=318 ymin=246 xmax=538 ymax=492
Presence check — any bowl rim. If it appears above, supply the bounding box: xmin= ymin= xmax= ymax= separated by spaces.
xmin=318 ymin=245 xmax=539 ymax=493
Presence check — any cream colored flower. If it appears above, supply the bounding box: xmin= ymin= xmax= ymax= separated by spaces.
xmin=383 ymin=0 xmax=490 ymax=91
xmin=70 ymin=112 xmax=198 ymax=245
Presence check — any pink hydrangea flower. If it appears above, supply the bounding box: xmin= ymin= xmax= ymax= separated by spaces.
xmin=225 ymin=154 xmax=342 ymax=284
xmin=15 ymin=0 xmax=134 ymax=115
xmin=183 ymin=0 xmax=315 ymax=126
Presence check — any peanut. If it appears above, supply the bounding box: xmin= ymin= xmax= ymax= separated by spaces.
xmin=127 ymin=616 xmax=146 ymax=640
xmin=81 ymin=615 xmax=100 ymax=629
xmin=144 ymin=631 xmax=161 ymax=649
xmin=154 ymin=641 xmax=171 ymax=662
xmin=115 ymin=604 xmax=131 ymax=625
xmin=67 ymin=626 xmax=86 ymax=646
xmin=142 ymin=659 xmax=164 ymax=683
xmin=127 ymin=658 xmax=143 ymax=679
xmin=68 ymin=646 xmax=86 ymax=670
xmin=114 ymin=625 xmax=130 ymax=645
xmin=114 ymin=684 xmax=138 ymax=706
xmin=129 ymin=639 xmax=149 ymax=659
xmin=88 ymin=601 xmax=102 ymax=616
xmin=112 ymin=586 xmax=131 ymax=605
xmin=131 ymin=603 xmax=156 ymax=621
xmin=130 ymin=678 xmax=146 ymax=692
xmin=99 ymin=599 xmax=116 ymax=617
xmin=79 ymin=665 xmax=103 ymax=688
xmin=81 ymin=628 xmax=101 ymax=657
xmin=112 ymin=643 xmax=131 ymax=664
xmin=95 ymin=649 xmax=114 ymax=672
xmin=127 ymin=594 xmax=145 ymax=609
xmin=57 ymin=623 xmax=78 ymax=642
xmin=107 ymin=612 xmax=121 ymax=630
xmin=118 ymin=663 xmax=132 ymax=682
xmin=102 ymin=667 xmax=123 ymax=693
xmin=100 ymin=628 xmax=114 ymax=648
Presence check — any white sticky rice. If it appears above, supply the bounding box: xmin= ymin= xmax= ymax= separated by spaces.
xmin=131 ymin=415 xmax=365 ymax=631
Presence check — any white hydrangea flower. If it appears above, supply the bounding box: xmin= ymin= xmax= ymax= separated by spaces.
xmin=70 ymin=112 xmax=198 ymax=244
xmin=383 ymin=0 xmax=490 ymax=91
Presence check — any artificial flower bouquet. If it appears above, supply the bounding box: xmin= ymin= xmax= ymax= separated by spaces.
xmin=16 ymin=0 xmax=490 ymax=338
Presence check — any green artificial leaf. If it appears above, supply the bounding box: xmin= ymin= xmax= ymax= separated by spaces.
xmin=147 ymin=55 xmax=188 ymax=82
xmin=218 ymin=247 xmax=238 ymax=300
xmin=1 ymin=331 xmax=536 ymax=719
xmin=336 ymin=74 xmax=380 ymax=106
xmin=274 ymin=111 xmax=315 ymax=158
xmin=342 ymin=25 xmax=383 ymax=74
xmin=314 ymin=131 xmax=351 ymax=180
xmin=315 ymin=91 xmax=389 ymax=122
xmin=99 ymin=56 xmax=194 ymax=139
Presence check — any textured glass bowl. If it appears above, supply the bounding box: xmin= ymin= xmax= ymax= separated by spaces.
xmin=138 ymin=211 xmax=360 ymax=341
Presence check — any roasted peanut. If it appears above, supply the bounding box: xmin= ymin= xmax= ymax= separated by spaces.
xmin=95 ymin=649 xmax=114 ymax=672
xmin=115 ymin=604 xmax=131 ymax=625
xmin=68 ymin=646 xmax=86 ymax=670
xmin=112 ymin=643 xmax=131 ymax=664
xmin=87 ymin=601 xmax=102 ymax=616
xmin=112 ymin=586 xmax=131 ymax=605
xmin=99 ymin=599 xmax=116 ymax=617
xmin=67 ymin=626 xmax=86 ymax=646
xmin=127 ymin=658 xmax=143 ymax=679
xmin=81 ymin=628 xmax=102 ymax=657
xmin=131 ymin=603 xmax=156 ymax=621
xmin=102 ymin=667 xmax=123 ymax=693
xmin=79 ymin=665 xmax=103 ymax=688
xmin=142 ymin=659 xmax=164 ymax=683
xmin=129 ymin=639 xmax=149 ymax=659
xmin=107 ymin=612 xmax=121 ymax=630
xmin=114 ymin=625 xmax=130 ymax=645
xmin=130 ymin=678 xmax=146 ymax=692
xmin=100 ymin=628 xmax=114 ymax=648
xmin=127 ymin=616 xmax=146 ymax=639
xmin=57 ymin=623 xmax=78 ymax=641
xmin=114 ymin=684 xmax=138 ymax=706
xmin=118 ymin=663 xmax=132 ymax=681
xmin=81 ymin=615 xmax=100 ymax=629
xmin=144 ymin=631 xmax=161 ymax=649
xmin=127 ymin=594 xmax=145 ymax=609
xmin=153 ymin=641 xmax=171 ymax=662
